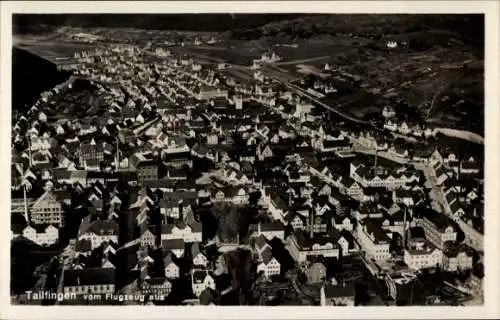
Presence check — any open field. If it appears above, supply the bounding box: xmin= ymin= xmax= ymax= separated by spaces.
xmin=14 ymin=35 xmax=103 ymax=64
xmin=13 ymin=14 xmax=483 ymax=134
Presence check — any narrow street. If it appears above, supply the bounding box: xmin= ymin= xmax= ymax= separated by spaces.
xmin=415 ymin=162 xmax=457 ymax=219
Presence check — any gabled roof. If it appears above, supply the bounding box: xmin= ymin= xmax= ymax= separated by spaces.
xmin=63 ymin=267 xmax=115 ymax=287
xmin=339 ymin=230 xmax=356 ymax=249
xmin=162 ymin=239 xmax=185 ymax=250
xmin=293 ymin=230 xmax=340 ymax=250
xmin=191 ymin=242 xmax=204 ymax=258
xmin=190 ymin=222 xmax=202 ymax=233
xmin=409 ymin=226 xmax=426 ymax=240
xmin=144 ymin=277 xmax=171 ymax=286
xmin=378 ymin=196 xmax=397 ymax=209
xmin=360 ymin=220 xmax=390 ymax=244
xmin=260 ymin=247 xmax=275 ymax=265
xmin=443 ymin=243 xmax=475 ymax=258
xmin=75 ymin=239 xmax=92 ymax=252
xmin=284 ymin=211 xmax=305 ymax=225
xmin=419 ymin=208 xmax=455 ymax=232
xmin=163 ymin=252 xmax=176 ymax=267
xmin=32 ymin=190 xmax=62 ymax=208
xmin=445 ymin=191 xmax=457 ymax=205
xmin=199 ymin=286 xmax=218 ymax=306
xmin=449 ymin=201 xmax=464 ymax=214
xmin=323 ymin=283 xmax=355 ymax=298
xmin=332 ymin=214 xmax=354 ymax=225
xmin=78 ymin=216 xmax=119 ymax=237
xmin=254 ymin=234 xmax=269 ymax=250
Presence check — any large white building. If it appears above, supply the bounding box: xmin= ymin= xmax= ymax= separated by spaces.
xmin=63 ymin=268 xmax=115 ymax=296
xmin=161 ymin=222 xmax=202 ymax=243
xmin=286 ymin=231 xmax=340 ymax=264
xmin=404 ymin=241 xmax=443 ymax=270
xmin=356 ymin=220 xmax=391 ymax=262
xmin=350 ymin=161 xmax=419 ymax=190
xmin=417 ymin=209 xmax=457 ymax=250
xmin=30 ymin=190 xmax=66 ymax=227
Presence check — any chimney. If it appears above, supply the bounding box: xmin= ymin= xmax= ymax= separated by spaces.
xmin=258 ymin=223 xmax=261 ymax=235
xmin=77 ymin=276 xmax=81 ymax=286
xmin=179 ymin=199 xmax=184 ymax=221
xmin=23 ymin=182 xmax=29 ymax=225
xmin=27 ymin=135 xmax=33 ymax=167
xmin=402 ymin=207 xmax=408 ymax=248
xmin=310 ymin=207 xmax=314 ymax=239
xmin=115 ymin=136 xmax=120 ymax=172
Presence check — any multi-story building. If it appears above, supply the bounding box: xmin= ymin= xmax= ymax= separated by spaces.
xmin=163 ymin=253 xmax=180 ymax=279
xmin=191 ymin=243 xmax=208 ymax=267
xmin=63 ymin=268 xmax=115 ymax=296
xmin=11 ymin=197 xmax=36 ymax=216
xmin=30 ymin=190 xmax=65 ymax=227
xmin=139 ymin=226 xmax=156 ymax=247
xmin=442 ymin=243 xmax=475 ymax=272
xmin=161 ymin=222 xmax=202 ymax=243
xmin=286 ymin=231 xmax=340 ymax=264
xmin=79 ymin=142 xmax=104 ymax=167
xmin=197 ymin=86 xmax=228 ymax=100
xmin=350 ymin=162 xmax=419 ymax=190
xmin=77 ymin=216 xmax=119 ymax=250
xmin=355 ymin=220 xmax=391 ymax=262
xmin=256 ymin=247 xmax=281 ymax=278
xmin=129 ymin=152 xmax=158 ymax=182
xmin=141 ymin=278 xmax=172 ymax=297
xmin=320 ymin=283 xmax=355 ymax=306
xmin=417 ymin=209 xmax=457 ymax=250
xmin=404 ymin=241 xmax=443 ymax=270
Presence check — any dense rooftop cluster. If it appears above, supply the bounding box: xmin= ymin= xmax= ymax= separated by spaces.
xmin=11 ymin=32 xmax=484 ymax=306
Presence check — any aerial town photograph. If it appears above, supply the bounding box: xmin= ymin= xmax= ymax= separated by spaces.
xmin=10 ymin=13 xmax=485 ymax=307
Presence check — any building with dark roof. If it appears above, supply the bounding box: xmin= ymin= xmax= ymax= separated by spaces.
xmin=320 ymin=283 xmax=355 ymax=306
xmin=248 ymin=222 xmax=285 ymax=241
xmin=63 ymin=267 xmax=115 ymax=296
xmin=161 ymin=239 xmax=185 ymax=258
xmin=417 ymin=208 xmax=457 ymax=250
xmin=355 ymin=220 xmax=391 ymax=262
xmin=286 ymin=231 xmax=340 ymax=264
xmin=442 ymin=243 xmax=475 ymax=272
xmin=78 ymin=216 xmax=119 ymax=250
xmin=129 ymin=152 xmax=159 ymax=182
